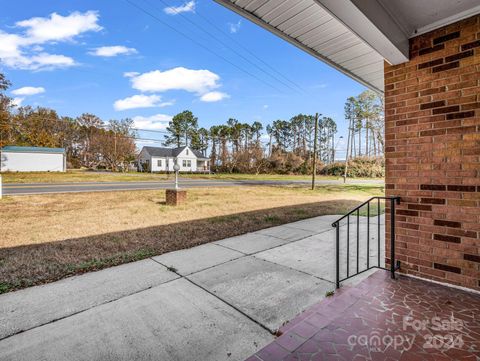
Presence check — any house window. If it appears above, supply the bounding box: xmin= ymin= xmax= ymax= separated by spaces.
xmin=182 ymin=160 xmax=187 ymax=167
xmin=186 ymin=149 xmax=189 ymax=155
xmin=187 ymin=160 xmax=191 ymax=167
xmin=157 ymin=159 xmax=162 ymax=167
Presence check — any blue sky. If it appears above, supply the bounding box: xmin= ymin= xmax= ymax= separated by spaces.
xmin=0 ymin=0 xmax=367 ymax=154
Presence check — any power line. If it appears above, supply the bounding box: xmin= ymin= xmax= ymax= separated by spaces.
xmin=193 ymin=7 xmax=305 ymax=93
xmin=98 ymin=123 xmax=168 ymax=135
xmin=133 ymin=128 xmax=169 ymax=134
xmin=94 ymin=130 xmax=165 ymax=144
xmin=124 ymin=0 xmax=285 ymax=93
xmin=150 ymin=0 xmax=302 ymax=94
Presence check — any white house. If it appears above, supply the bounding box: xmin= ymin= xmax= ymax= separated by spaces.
xmin=0 ymin=146 xmax=66 ymax=172
xmin=138 ymin=146 xmax=210 ymax=173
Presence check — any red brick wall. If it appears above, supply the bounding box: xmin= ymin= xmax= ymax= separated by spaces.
xmin=384 ymin=15 xmax=480 ymax=291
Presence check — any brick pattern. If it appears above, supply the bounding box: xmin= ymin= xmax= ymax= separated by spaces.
xmin=246 ymin=271 xmax=480 ymax=360
xmin=165 ymin=189 xmax=187 ymax=206
xmin=385 ymin=15 xmax=480 ymax=290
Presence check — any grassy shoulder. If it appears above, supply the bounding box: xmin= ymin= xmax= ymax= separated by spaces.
xmin=0 ymin=184 xmax=384 ymax=293
xmin=1 ymin=169 xmax=383 ymax=183
xmin=187 ymin=173 xmax=384 ymax=182
xmin=0 ymin=170 xmax=170 ymax=183
xmin=186 ymin=173 xmax=338 ymax=181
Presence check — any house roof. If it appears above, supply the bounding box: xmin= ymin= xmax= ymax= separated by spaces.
xmin=1 ymin=146 xmax=65 ymax=154
xmin=142 ymin=146 xmax=208 ymax=159
xmin=215 ymin=0 xmax=480 ymax=94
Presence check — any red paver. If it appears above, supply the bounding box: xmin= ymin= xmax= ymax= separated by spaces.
xmin=247 ymin=271 xmax=480 ymax=360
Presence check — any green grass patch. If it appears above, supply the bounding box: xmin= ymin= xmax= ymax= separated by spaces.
xmin=66 ymin=248 xmax=157 ymax=274
xmin=209 ymin=215 xmax=241 ymax=224
xmin=264 ymin=215 xmax=281 ymax=223
xmin=0 ymin=282 xmax=13 ymax=294
xmin=325 ymin=290 xmax=335 ymax=297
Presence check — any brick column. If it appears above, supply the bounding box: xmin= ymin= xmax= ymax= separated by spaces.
xmin=384 ymin=15 xmax=480 ymax=291
xmin=165 ymin=189 xmax=187 ymax=206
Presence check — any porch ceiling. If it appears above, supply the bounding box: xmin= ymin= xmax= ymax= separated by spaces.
xmin=375 ymin=0 xmax=480 ymax=37
xmin=215 ymin=0 xmax=386 ymax=93
xmin=215 ymin=0 xmax=480 ymax=94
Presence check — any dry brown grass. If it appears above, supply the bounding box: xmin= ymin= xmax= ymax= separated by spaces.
xmin=1 ymin=170 xmax=170 ymax=183
xmin=0 ymin=184 xmax=383 ymax=293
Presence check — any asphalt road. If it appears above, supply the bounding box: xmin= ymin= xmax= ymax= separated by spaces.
xmin=2 ymin=178 xmax=384 ymax=195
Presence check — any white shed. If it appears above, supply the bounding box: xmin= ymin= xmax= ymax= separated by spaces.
xmin=0 ymin=146 xmax=66 ymax=172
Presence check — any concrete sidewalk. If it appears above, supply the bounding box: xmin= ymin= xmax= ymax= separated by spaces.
xmin=0 ymin=214 xmax=384 ymax=361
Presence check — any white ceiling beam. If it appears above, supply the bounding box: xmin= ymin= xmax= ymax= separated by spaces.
xmin=314 ymin=0 xmax=409 ymax=65
xmin=413 ymin=4 xmax=480 ymax=37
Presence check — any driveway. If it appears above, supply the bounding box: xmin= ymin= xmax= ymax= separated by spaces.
xmin=2 ymin=178 xmax=384 ymax=195
xmin=0 ymin=215 xmax=384 ymax=361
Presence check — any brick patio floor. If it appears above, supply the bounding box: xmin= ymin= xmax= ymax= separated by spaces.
xmin=246 ymin=270 xmax=480 ymax=361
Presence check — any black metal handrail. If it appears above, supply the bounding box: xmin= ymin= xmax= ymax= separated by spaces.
xmin=332 ymin=196 xmax=400 ymax=288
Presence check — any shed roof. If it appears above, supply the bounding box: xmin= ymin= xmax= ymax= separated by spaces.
xmin=1 ymin=146 xmax=65 ymax=154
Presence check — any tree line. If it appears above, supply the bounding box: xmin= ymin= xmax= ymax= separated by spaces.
xmin=0 ymin=74 xmax=137 ymax=171
xmin=344 ymin=90 xmax=384 ymax=159
xmin=160 ymin=91 xmax=384 ymax=175
xmin=162 ymin=111 xmax=341 ymax=174
xmin=1 ymin=71 xmax=384 ymax=175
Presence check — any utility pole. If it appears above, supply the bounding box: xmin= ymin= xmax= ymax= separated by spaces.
xmin=330 ymin=132 xmax=340 ymax=163
xmin=312 ymin=113 xmax=319 ymax=190
xmin=344 ymin=117 xmax=353 ymax=183
xmin=114 ymin=130 xmax=117 ymax=172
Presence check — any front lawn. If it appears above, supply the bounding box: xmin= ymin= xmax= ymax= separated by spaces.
xmin=0 ymin=184 xmax=384 ymax=293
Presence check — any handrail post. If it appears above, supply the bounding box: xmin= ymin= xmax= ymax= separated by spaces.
xmin=346 ymin=215 xmax=350 ymax=278
xmin=377 ymin=197 xmax=380 ymax=267
xmin=367 ymin=201 xmax=370 ymax=269
xmin=331 ymin=196 xmax=400 ymax=285
xmin=335 ymin=223 xmax=340 ymax=289
xmin=390 ymin=197 xmax=396 ymax=279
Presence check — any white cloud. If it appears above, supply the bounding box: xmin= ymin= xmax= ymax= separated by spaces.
xmin=158 ymin=100 xmax=175 ymax=107
xmin=133 ymin=114 xmax=172 ymax=130
xmin=29 ymin=53 xmax=75 ymax=70
xmin=164 ymin=1 xmax=195 ymax=15
xmin=263 ymin=104 xmax=269 ymax=109
xmin=200 ymin=91 xmax=229 ymax=102
xmin=114 ymin=94 xmax=160 ymax=111
xmin=15 ymin=11 xmax=102 ymax=43
xmin=89 ymin=45 xmax=137 ymax=57
xmin=311 ymin=83 xmax=328 ymax=89
xmin=228 ymin=20 xmax=241 ymax=34
xmin=114 ymin=94 xmax=174 ymax=111
xmin=12 ymin=97 xmax=24 ymax=107
xmin=11 ymin=86 xmax=45 ymax=96
xmin=124 ymin=71 xmax=140 ymax=78
xmin=0 ymin=11 xmax=101 ymax=70
xmin=128 ymin=67 xmax=220 ymax=95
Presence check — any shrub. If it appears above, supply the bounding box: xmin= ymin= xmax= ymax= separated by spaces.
xmin=320 ymin=157 xmax=384 ymax=178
